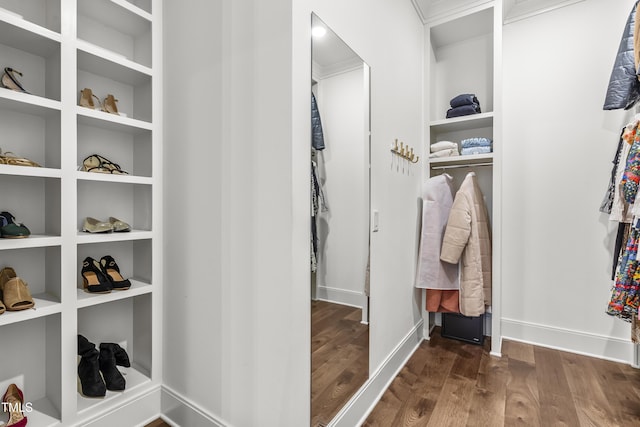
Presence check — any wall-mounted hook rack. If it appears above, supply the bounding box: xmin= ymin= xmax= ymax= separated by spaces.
xmin=390 ymin=139 xmax=419 ymax=163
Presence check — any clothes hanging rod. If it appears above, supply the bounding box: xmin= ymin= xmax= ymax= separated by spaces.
xmin=430 ymin=162 xmax=493 ymax=170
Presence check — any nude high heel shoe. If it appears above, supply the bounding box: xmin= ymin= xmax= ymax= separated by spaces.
xmin=103 ymin=94 xmax=119 ymax=115
xmin=79 ymin=88 xmax=101 ymax=110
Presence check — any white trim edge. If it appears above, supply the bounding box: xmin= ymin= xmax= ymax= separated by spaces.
xmin=502 ymin=317 xmax=634 ymax=365
xmin=316 ymin=286 xmax=365 ymax=309
xmin=161 ymin=385 xmax=230 ymax=427
xmin=503 ymin=0 xmax=585 ymax=24
xmin=328 ymin=320 xmax=424 ymax=427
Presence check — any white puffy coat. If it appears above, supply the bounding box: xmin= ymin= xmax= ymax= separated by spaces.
xmin=440 ymin=172 xmax=491 ymax=316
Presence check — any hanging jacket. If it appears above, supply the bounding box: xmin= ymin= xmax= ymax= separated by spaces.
xmin=311 ymin=92 xmax=325 ymax=150
xmin=440 ymin=172 xmax=491 ymax=317
xmin=604 ymin=1 xmax=640 ymax=110
xmin=415 ymin=174 xmax=458 ymax=290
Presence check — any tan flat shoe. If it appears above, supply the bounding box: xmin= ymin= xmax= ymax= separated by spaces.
xmin=0 ymin=267 xmax=34 ymax=311
xmin=0 ymin=297 xmax=5 ymax=315
xmin=82 ymin=217 xmax=113 ymax=233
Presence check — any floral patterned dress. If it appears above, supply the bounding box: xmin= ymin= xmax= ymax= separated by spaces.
xmin=608 ymin=124 xmax=640 ymax=321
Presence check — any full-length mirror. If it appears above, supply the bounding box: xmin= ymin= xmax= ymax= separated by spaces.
xmin=310 ymin=13 xmax=371 ymax=427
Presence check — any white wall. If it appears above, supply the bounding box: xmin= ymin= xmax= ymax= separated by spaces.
xmin=502 ymin=0 xmax=635 ymax=362
xmin=163 ymin=0 xmax=309 ymax=426
xmin=315 ymin=67 xmax=369 ymax=308
xmin=163 ymin=0 xmax=423 ymax=425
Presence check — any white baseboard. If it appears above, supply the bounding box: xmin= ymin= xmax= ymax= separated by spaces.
xmin=160 ymin=385 xmax=230 ymax=427
xmin=502 ymin=317 xmax=634 ymax=365
xmin=81 ymin=385 xmax=161 ymax=427
xmin=316 ymin=285 xmax=365 ymax=309
xmin=329 ymin=320 xmax=424 ymax=427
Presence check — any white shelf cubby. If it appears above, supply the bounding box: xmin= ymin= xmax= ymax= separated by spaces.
xmin=77 ymin=0 xmax=152 ymax=69
xmin=76 ymin=239 xmax=152 ymax=294
xmin=77 ymin=180 xmax=152 ymax=232
xmin=76 ymin=295 xmax=152 ymax=414
xmin=0 ymin=314 xmax=61 ymax=426
xmin=0 ymin=0 xmax=60 ymax=34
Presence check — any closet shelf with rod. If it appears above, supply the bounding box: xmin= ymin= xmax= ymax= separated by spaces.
xmin=429 ymin=153 xmax=493 ymax=170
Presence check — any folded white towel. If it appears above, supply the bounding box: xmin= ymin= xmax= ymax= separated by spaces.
xmin=429 ymin=148 xmax=460 ymax=158
xmin=430 ymin=141 xmax=458 ymax=153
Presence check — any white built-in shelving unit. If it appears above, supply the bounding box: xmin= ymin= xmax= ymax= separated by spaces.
xmin=0 ymin=0 xmax=161 ymax=425
xmin=423 ymin=0 xmax=502 ymax=356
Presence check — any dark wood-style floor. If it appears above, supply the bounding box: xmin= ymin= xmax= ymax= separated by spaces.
xmin=364 ymin=327 xmax=640 ymax=426
xmin=144 ymin=419 xmax=171 ymax=427
xmin=312 ymin=300 xmax=369 ymax=427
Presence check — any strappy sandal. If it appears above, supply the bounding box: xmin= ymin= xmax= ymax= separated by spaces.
xmin=1 ymin=67 xmax=28 ymax=93
xmin=0 ymin=149 xmax=41 ymax=168
xmin=82 ymin=154 xmax=128 ymax=174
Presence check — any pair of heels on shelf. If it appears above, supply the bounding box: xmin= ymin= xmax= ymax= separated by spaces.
xmin=0 ymin=149 xmax=40 ymax=168
xmin=1 ymin=67 xmax=28 ymax=94
xmin=0 ymin=267 xmax=35 ymax=315
xmin=82 ymin=154 xmax=128 ymax=175
xmin=0 ymin=212 xmax=30 ymax=239
xmin=79 ymin=88 xmax=120 ymax=115
xmin=78 ymin=335 xmax=131 ymax=398
xmin=2 ymin=383 xmax=27 ymax=427
xmin=82 ymin=217 xmax=131 ymax=233
xmin=81 ymin=256 xmax=131 ymax=293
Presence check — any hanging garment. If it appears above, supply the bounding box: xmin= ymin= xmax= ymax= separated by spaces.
xmin=610 ymin=122 xmax=637 ymax=222
xmin=426 ymin=289 xmax=460 ymax=313
xmin=600 ymin=129 xmax=626 ymax=214
xmin=604 ymin=0 xmax=640 ymax=110
xmin=622 ymin=128 xmax=640 ymax=205
xmin=607 ymin=219 xmax=640 ymax=321
xmin=441 ymin=172 xmax=492 ymax=317
xmin=633 ymin=312 xmax=640 ymax=343
xmin=311 ymin=92 xmax=325 ymax=150
xmin=612 ymin=222 xmax=631 ymax=280
xmin=415 ymin=174 xmax=459 ymax=291
xmin=311 ymin=160 xmax=327 ymax=272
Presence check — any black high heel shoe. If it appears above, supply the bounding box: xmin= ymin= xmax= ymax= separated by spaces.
xmin=81 ymin=257 xmax=112 ymax=293
xmin=100 ymin=342 xmax=131 ymax=367
xmin=100 ymin=255 xmax=131 ymax=290
xmin=99 ymin=343 xmax=126 ymax=391
xmin=1 ymin=68 xmax=28 ymax=93
xmin=78 ymin=335 xmax=106 ymax=398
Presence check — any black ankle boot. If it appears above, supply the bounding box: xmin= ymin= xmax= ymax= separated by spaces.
xmin=77 ymin=335 xmax=106 ymax=397
xmin=99 ymin=343 xmax=126 ymax=391
xmin=100 ymin=342 xmax=131 ymax=367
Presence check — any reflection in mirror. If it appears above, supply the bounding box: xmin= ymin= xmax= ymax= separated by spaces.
xmin=310 ymin=13 xmax=371 ymax=427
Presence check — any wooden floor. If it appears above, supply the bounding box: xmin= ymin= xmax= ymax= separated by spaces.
xmin=363 ymin=328 xmax=640 ymax=426
xmin=311 ymin=300 xmax=369 ymax=427
xmin=144 ymin=419 xmax=171 ymax=427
